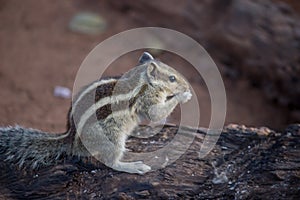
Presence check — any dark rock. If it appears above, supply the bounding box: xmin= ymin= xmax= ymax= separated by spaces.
xmin=0 ymin=124 xmax=299 ymax=199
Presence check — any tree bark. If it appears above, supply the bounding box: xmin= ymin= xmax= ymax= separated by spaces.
xmin=1 ymin=124 xmax=299 ymax=199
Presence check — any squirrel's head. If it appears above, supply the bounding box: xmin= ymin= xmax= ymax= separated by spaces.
xmin=138 ymin=52 xmax=190 ymax=97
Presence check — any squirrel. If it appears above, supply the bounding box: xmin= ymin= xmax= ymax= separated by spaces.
xmin=0 ymin=52 xmax=192 ymax=174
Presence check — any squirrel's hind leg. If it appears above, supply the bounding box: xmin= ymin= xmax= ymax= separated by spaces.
xmin=86 ymin=124 xmax=151 ymax=174
xmin=112 ymin=160 xmax=151 ymax=175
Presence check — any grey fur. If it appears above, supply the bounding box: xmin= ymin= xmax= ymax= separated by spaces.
xmin=0 ymin=126 xmax=70 ymax=169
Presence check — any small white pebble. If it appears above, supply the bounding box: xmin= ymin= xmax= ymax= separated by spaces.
xmin=241 ymin=190 xmax=247 ymax=194
xmin=54 ymin=86 xmax=71 ymax=99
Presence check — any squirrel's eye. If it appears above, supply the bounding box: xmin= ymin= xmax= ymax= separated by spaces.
xmin=169 ymin=75 xmax=176 ymax=82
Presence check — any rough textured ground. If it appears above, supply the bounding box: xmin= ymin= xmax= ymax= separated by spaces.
xmin=0 ymin=124 xmax=299 ymax=199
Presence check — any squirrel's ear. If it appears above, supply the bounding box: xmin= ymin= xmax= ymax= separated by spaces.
xmin=138 ymin=52 xmax=154 ymax=64
xmin=147 ymin=62 xmax=159 ymax=78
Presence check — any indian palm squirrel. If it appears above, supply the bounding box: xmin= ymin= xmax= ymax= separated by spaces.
xmin=0 ymin=52 xmax=192 ymax=174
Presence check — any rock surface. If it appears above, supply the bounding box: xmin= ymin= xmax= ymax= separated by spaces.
xmin=0 ymin=124 xmax=299 ymax=199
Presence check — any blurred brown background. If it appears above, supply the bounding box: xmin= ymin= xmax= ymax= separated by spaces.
xmin=0 ymin=0 xmax=299 ymax=132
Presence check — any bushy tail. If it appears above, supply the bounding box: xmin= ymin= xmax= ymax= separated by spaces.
xmin=0 ymin=126 xmax=71 ymax=169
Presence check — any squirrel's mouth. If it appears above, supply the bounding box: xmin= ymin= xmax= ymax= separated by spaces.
xmin=166 ymin=95 xmax=175 ymax=101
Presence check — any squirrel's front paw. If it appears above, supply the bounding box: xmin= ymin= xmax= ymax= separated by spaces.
xmin=176 ymin=91 xmax=192 ymax=103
